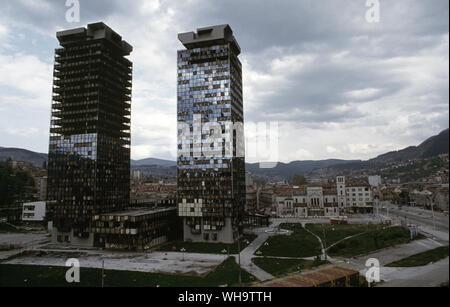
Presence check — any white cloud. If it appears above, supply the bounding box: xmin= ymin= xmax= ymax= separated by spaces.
xmin=0 ymin=24 xmax=7 ymax=39
xmin=141 ymin=0 xmax=161 ymax=13
xmin=346 ymin=88 xmax=381 ymax=100
xmin=0 ymin=53 xmax=53 ymax=109
xmin=283 ymin=149 xmax=313 ymax=162
xmin=18 ymin=0 xmax=52 ymax=11
xmin=326 ymin=146 xmax=338 ymax=153
xmin=5 ymin=127 xmax=39 ymax=137
xmin=347 ymin=144 xmax=377 ymax=155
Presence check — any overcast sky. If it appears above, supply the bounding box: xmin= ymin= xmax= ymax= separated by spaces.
xmin=0 ymin=0 xmax=448 ymax=163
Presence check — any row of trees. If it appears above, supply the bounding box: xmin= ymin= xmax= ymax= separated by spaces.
xmin=0 ymin=160 xmax=35 ymax=208
xmin=249 ymin=174 xmax=308 ymax=187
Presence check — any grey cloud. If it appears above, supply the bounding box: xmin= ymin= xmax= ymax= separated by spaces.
xmin=0 ymin=0 xmax=127 ymax=33
xmin=0 ymin=0 xmax=448 ymax=160
xmin=178 ymin=0 xmax=448 ymax=53
xmin=245 ymin=53 xmax=407 ymax=123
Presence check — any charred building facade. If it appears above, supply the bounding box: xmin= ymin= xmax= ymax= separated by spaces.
xmin=91 ymin=207 xmax=181 ymax=251
xmin=47 ymin=23 xmax=133 ymax=246
xmin=177 ymin=25 xmax=245 ymax=243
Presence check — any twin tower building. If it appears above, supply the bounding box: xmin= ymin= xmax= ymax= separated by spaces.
xmin=47 ymin=22 xmax=245 ymax=249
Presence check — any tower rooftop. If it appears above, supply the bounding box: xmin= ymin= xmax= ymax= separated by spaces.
xmin=178 ymin=24 xmax=241 ymax=55
xmin=56 ymin=22 xmax=132 ymax=55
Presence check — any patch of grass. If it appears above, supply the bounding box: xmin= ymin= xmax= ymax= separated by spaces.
xmin=306 ymin=223 xmax=382 ymax=247
xmin=385 ymin=246 xmax=449 ymax=267
xmin=328 ymin=226 xmax=416 ymax=258
xmin=0 ymin=257 xmax=255 ymax=287
xmin=440 ymin=281 xmax=449 ymax=287
xmin=0 ymin=223 xmax=25 ymax=233
xmin=157 ymin=234 xmax=257 ymax=254
xmin=252 ymin=257 xmax=328 ymax=277
xmin=256 ymin=223 xmax=321 ymax=258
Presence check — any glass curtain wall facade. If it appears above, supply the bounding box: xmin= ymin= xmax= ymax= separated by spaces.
xmin=177 ymin=25 xmax=245 ymax=243
xmin=48 ymin=23 xmax=133 ymax=245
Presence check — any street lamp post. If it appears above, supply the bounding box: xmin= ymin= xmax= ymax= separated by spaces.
xmin=322 ymin=224 xmax=327 ymax=261
xmin=221 ymin=249 xmax=227 ymax=260
xmin=375 ymin=198 xmax=379 ymax=217
xmin=180 ymin=247 xmax=186 ymax=261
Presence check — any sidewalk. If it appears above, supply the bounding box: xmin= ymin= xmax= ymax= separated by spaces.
xmin=333 ymin=238 xmax=449 ymax=287
xmin=236 ymin=233 xmax=274 ymax=281
xmin=417 ymin=225 xmax=449 ymax=242
xmin=377 ymin=258 xmax=449 ymax=287
xmin=344 ymin=238 xmax=445 ymax=267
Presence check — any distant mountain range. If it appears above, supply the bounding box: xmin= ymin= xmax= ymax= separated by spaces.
xmin=0 ymin=147 xmax=178 ymax=168
xmin=316 ymin=128 xmax=449 ymax=174
xmin=131 ymin=158 xmax=176 ymax=167
xmin=0 ymin=147 xmax=48 ymax=167
xmin=245 ymin=159 xmax=361 ymax=181
xmin=1 ymin=128 xmax=448 ymax=180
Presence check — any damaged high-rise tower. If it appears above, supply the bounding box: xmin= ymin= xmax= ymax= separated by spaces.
xmin=47 ymin=22 xmax=133 ymax=246
xmin=177 ymin=25 xmax=246 ymax=243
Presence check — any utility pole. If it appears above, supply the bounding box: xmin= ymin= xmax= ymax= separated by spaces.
xmin=237 ymin=232 xmax=242 ymax=287
xmin=322 ymin=224 xmax=327 ymax=260
xmin=430 ymin=196 xmax=436 ymax=231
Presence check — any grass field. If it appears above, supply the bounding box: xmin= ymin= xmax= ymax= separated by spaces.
xmin=0 ymin=257 xmax=255 ymax=287
xmin=251 ymin=257 xmax=329 ymax=277
xmin=328 ymin=226 xmax=422 ymax=258
xmin=255 ymin=223 xmax=322 ymax=258
xmin=305 ymin=223 xmax=382 ymax=248
xmin=157 ymin=234 xmax=257 ymax=254
xmin=385 ymin=246 xmax=449 ymax=267
xmin=0 ymin=223 xmax=25 ymax=233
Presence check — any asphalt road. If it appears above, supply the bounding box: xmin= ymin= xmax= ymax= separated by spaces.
xmin=380 ymin=202 xmax=449 ymax=233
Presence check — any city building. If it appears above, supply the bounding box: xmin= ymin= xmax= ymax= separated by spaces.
xmin=131 ymin=182 xmax=177 ymax=206
xmin=259 ymin=188 xmax=276 ymax=215
xmin=368 ymin=175 xmax=382 ymax=187
xmin=245 ymin=172 xmax=254 ymax=187
xmin=47 ymin=23 xmax=133 ymax=246
xmin=22 ymin=201 xmax=46 ymax=223
xmin=259 ymin=183 xmax=293 ymax=215
xmin=90 ymin=207 xmax=181 ymax=251
xmin=343 ymin=180 xmax=373 ymax=213
xmin=409 ymin=189 xmax=433 ymax=208
xmin=259 ymin=265 xmax=361 ymax=287
xmin=34 ymin=176 xmax=47 ymax=201
xmin=275 ymin=176 xmax=373 ymax=218
xmin=245 ymin=187 xmax=258 ymax=213
xmin=176 ymin=25 xmax=245 ymax=243
xmin=132 ymin=169 xmax=142 ymax=181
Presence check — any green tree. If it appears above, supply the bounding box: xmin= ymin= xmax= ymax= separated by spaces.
xmin=291 ymin=174 xmax=307 ymax=186
xmin=0 ymin=160 xmax=35 ymax=207
xmin=253 ymin=177 xmax=267 ymax=187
